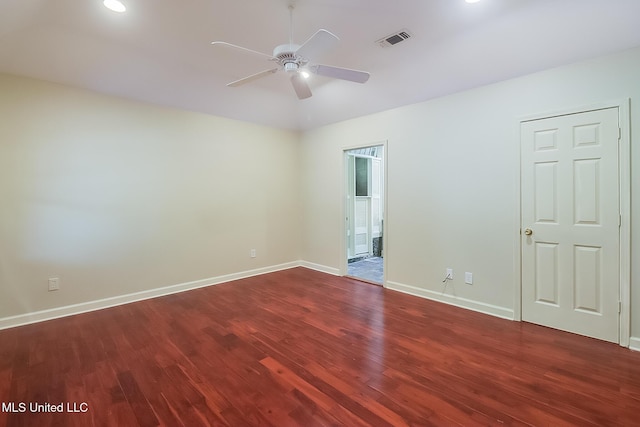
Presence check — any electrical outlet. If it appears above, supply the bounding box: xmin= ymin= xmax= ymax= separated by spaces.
xmin=250 ymin=249 xmax=256 ymax=258
xmin=446 ymin=268 xmax=453 ymax=280
xmin=465 ymin=272 xmax=473 ymax=285
xmin=48 ymin=277 xmax=60 ymax=291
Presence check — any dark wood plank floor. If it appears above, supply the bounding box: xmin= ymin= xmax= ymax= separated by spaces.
xmin=1 ymin=267 xmax=639 ymax=426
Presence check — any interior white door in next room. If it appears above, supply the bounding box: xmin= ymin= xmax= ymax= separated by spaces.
xmin=347 ymin=154 xmax=383 ymax=259
xmin=521 ymin=107 xmax=620 ymax=343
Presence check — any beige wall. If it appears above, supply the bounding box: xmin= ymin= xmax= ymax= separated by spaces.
xmin=300 ymin=47 xmax=640 ymax=336
xmin=0 ymin=74 xmax=300 ymax=319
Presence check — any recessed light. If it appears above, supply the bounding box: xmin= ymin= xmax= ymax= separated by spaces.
xmin=466 ymin=0 xmax=481 ymax=3
xmin=300 ymin=71 xmax=310 ymax=79
xmin=104 ymin=0 xmax=126 ymax=13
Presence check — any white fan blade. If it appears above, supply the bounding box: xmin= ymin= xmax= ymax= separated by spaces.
xmin=291 ymin=74 xmax=312 ymax=99
xmin=296 ymin=29 xmax=339 ymax=60
xmin=211 ymin=41 xmax=275 ymax=61
xmin=228 ymin=68 xmax=278 ymax=87
xmin=310 ymin=64 xmax=370 ymax=83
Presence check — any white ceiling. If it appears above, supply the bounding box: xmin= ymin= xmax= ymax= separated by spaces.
xmin=1 ymin=0 xmax=640 ymax=130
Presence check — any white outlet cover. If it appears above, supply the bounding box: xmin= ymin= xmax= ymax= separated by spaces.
xmin=48 ymin=277 xmax=60 ymax=291
xmin=465 ymin=272 xmax=473 ymax=285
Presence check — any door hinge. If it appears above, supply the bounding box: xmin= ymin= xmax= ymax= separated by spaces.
xmin=618 ymin=127 xmax=622 ymax=140
xmin=619 ymin=301 xmax=622 ymax=314
xmin=619 ymin=214 xmax=622 ymax=228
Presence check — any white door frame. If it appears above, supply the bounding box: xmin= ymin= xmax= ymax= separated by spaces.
xmin=341 ymin=141 xmax=388 ymax=286
xmin=513 ymin=99 xmax=631 ymax=347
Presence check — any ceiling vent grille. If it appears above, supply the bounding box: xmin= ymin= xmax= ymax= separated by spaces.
xmin=376 ymin=29 xmax=412 ymax=47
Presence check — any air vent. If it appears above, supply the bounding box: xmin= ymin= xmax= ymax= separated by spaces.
xmin=376 ymin=29 xmax=412 ymax=47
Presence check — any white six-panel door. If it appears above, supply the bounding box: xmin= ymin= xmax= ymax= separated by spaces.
xmin=521 ymin=108 xmax=620 ymax=343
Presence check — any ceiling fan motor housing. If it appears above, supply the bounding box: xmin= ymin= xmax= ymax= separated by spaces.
xmin=274 ymin=44 xmax=304 ymax=72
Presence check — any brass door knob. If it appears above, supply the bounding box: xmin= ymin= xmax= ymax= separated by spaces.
xmin=524 ymin=228 xmax=533 ymax=236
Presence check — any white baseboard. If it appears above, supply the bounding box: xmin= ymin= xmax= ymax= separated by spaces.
xmin=3 ymin=262 xmax=515 ymax=332
xmin=387 ymin=280 xmax=514 ymax=321
xmin=298 ymin=260 xmax=340 ymax=276
xmin=0 ymin=261 xmax=300 ymax=331
xmin=629 ymin=337 xmax=640 ymax=352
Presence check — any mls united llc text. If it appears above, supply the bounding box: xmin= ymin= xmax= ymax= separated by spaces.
xmin=2 ymin=402 xmax=89 ymax=413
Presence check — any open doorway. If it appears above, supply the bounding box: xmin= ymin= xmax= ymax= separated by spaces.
xmin=344 ymin=145 xmax=385 ymax=285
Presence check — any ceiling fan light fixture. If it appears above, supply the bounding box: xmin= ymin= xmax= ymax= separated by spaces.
xmin=284 ymin=62 xmax=298 ymax=73
xmin=465 ymin=0 xmax=482 ymax=3
xmin=103 ymin=0 xmax=126 ymax=13
xmin=300 ymin=70 xmax=310 ymax=79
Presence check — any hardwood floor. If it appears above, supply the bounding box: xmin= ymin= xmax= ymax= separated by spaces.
xmin=1 ymin=267 xmax=639 ymax=426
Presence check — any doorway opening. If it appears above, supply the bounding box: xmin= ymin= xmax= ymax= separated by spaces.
xmin=344 ymin=144 xmax=385 ymax=285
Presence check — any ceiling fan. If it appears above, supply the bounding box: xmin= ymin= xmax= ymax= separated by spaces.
xmin=211 ymin=5 xmax=370 ymax=100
